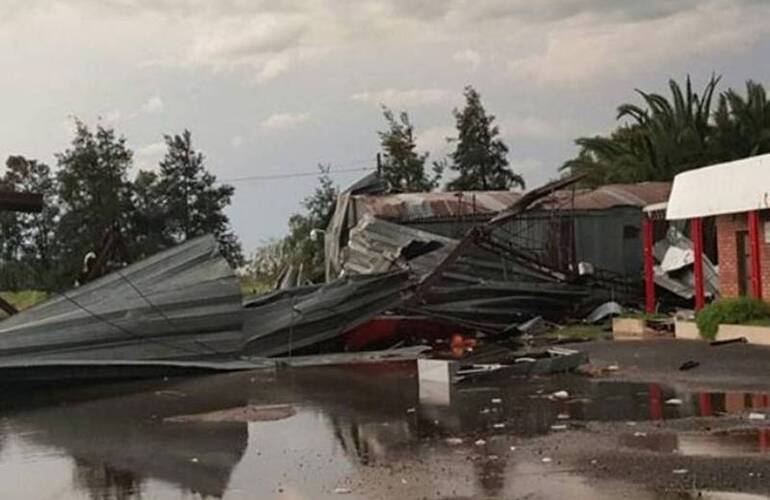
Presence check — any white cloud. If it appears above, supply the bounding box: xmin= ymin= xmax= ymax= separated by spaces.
xmin=416 ymin=126 xmax=455 ymax=156
xmin=507 ymin=3 xmax=769 ymax=86
xmin=452 ymin=49 xmax=481 ymax=70
xmin=259 ymin=112 xmax=311 ymax=131
xmin=231 ymin=135 xmax=244 ymax=147
xmin=498 ymin=115 xmax=576 ymax=141
xmin=140 ymin=95 xmax=163 ymax=114
xmin=351 ymin=88 xmax=455 ymax=108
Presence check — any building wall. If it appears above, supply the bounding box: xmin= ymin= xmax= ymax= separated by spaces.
xmin=716 ymin=212 xmax=770 ymax=298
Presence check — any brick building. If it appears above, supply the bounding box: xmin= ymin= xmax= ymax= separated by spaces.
xmin=666 ymin=153 xmax=770 ymax=306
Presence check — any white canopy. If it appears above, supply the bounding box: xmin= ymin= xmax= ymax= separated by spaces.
xmin=666 ymin=153 xmax=770 ymax=220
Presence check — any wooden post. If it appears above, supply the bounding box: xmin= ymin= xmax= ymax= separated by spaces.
xmin=748 ymin=210 xmax=763 ymax=299
xmin=692 ymin=217 xmax=705 ymax=310
xmin=643 ymin=216 xmax=656 ymax=314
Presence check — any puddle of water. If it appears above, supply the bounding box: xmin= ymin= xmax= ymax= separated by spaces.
xmin=0 ymin=364 xmax=767 ymax=498
xmin=621 ymin=428 xmax=770 ymax=457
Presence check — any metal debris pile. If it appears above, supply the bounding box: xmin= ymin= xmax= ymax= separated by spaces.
xmin=0 ymin=173 xmax=705 ymax=384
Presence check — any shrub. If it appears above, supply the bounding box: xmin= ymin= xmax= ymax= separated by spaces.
xmin=695 ymin=297 xmax=770 ymax=340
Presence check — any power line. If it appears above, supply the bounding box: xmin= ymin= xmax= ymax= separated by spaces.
xmin=220 ymin=165 xmax=373 ymax=184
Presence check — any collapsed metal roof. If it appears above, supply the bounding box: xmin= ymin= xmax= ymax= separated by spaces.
xmin=0 ymin=235 xmax=245 ymax=362
xmin=350 ymin=182 xmax=672 ymax=223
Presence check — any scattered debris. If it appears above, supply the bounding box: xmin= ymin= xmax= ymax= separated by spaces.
xmin=586 ymin=302 xmax=624 ymax=323
xmin=748 ymin=412 xmax=767 ymax=421
xmin=445 ymin=438 xmax=464 ymax=446
xmin=552 ymin=390 xmax=570 ymax=399
xmin=665 ymin=398 xmax=683 ymax=406
xmin=541 ymin=457 xmax=553 ymax=464
xmin=475 ymin=439 xmax=487 ymax=446
xmin=679 ymin=360 xmax=700 ymax=371
xmin=710 ymin=337 xmax=748 ymax=346
xmin=672 ymin=469 xmax=688 ymax=475
xmin=550 ymin=424 xmax=568 ymax=431
xmin=333 ymin=487 xmax=352 ymax=495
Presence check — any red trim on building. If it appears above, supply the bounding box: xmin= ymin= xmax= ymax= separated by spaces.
xmin=643 ymin=217 xmax=656 ymax=314
xmin=692 ymin=217 xmax=705 ymax=310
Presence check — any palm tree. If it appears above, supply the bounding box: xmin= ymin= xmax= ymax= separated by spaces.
xmin=712 ymin=80 xmax=770 ymax=161
xmin=562 ymin=75 xmax=721 ymax=185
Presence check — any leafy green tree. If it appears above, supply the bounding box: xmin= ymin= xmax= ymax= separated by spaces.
xmin=280 ymin=165 xmax=338 ymax=282
xmin=54 ymin=120 xmax=135 ymax=287
xmin=447 ymin=86 xmax=524 ymax=191
xmin=130 ymin=170 xmax=172 ymax=259
xmin=0 ymin=156 xmax=60 ymax=290
xmin=378 ymin=106 xmax=440 ymax=192
xmin=156 ymin=129 xmax=243 ymax=267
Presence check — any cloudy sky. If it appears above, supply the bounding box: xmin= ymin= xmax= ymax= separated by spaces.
xmin=1 ymin=0 xmax=770 ymax=251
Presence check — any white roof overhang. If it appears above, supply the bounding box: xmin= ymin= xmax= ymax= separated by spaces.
xmin=666 ymin=153 xmax=770 ymax=220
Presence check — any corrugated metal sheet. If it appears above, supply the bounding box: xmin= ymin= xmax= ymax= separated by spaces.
xmin=351 ymin=182 xmax=672 ymax=223
xmin=242 ymin=271 xmax=414 ymax=357
xmin=0 ymin=235 xmax=245 ymax=362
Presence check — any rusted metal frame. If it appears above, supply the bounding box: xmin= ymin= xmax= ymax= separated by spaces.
xmin=473 ymin=233 xmax=568 ymax=282
xmin=416 ymin=175 xmax=585 ymax=297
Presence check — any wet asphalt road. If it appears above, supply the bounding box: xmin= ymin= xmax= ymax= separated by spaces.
xmin=1 ymin=340 xmax=770 ymax=499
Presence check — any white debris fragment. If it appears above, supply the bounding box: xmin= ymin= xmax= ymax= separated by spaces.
xmin=190 ymin=457 xmax=199 ymax=463
xmin=406 ymin=407 xmax=416 ymax=414
xmin=334 ymin=487 xmax=352 ymax=494
xmin=552 ymin=390 xmax=569 ymax=399
xmin=665 ymin=398 xmax=683 ymax=406
xmin=541 ymin=457 xmax=553 ymax=463
xmin=493 ymin=423 xmax=506 ymax=429
xmin=475 ymin=439 xmax=487 ymax=446
xmin=672 ymin=469 xmax=688 ymax=475
xmin=488 ymin=454 xmax=499 ymax=460
xmin=557 ymin=413 xmax=570 ymax=420
xmin=748 ymin=412 xmax=767 ymax=420
xmin=509 ymin=446 xmax=517 ymax=451
xmin=401 ymin=479 xmax=407 ymax=484
xmin=550 ymin=424 xmax=568 ymax=431
xmin=606 ymin=364 xmax=620 ymax=371
xmin=446 ymin=438 xmax=464 ymax=445
xmin=491 ymin=398 xmax=503 ymax=404
xmin=633 ymin=432 xmax=647 ymax=437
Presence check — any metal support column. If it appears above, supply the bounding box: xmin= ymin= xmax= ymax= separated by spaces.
xmin=692 ymin=217 xmax=705 ymax=310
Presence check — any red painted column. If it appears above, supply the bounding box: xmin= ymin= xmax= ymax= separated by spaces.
xmin=748 ymin=211 xmax=763 ymax=299
xmin=643 ymin=216 xmax=656 ymax=314
xmin=692 ymin=218 xmax=705 ymax=310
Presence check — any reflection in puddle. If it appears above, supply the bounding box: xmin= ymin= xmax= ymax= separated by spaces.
xmin=0 ymin=365 xmax=767 ymax=498
xmin=621 ymin=428 xmax=770 ymax=457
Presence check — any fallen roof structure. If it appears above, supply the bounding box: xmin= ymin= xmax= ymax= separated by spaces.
xmin=242 ymin=271 xmax=415 ymax=357
xmin=0 ymin=235 xmax=246 ymax=362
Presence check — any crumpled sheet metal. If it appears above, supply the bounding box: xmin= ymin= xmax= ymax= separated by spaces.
xmin=0 ymin=235 xmax=245 ymax=362
xmin=343 ymin=215 xmax=456 ymax=276
xmin=242 ymin=271 xmax=414 ymax=357
xmin=653 ymin=226 xmax=719 ymax=299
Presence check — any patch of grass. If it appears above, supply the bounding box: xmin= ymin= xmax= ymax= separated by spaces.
xmin=555 ymin=324 xmax=604 ymax=340
xmin=0 ymin=290 xmax=48 ymax=311
xmin=696 ymin=297 xmax=770 ymax=340
xmin=239 ymin=275 xmax=274 ymax=297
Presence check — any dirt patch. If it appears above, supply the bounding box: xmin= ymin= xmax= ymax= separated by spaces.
xmin=165 ymin=404 xmax=297 ymax=423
